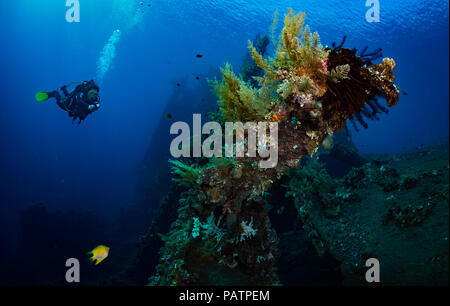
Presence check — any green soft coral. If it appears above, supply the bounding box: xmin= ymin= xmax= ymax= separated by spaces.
xmin=210 ymin=63 xmax=272 ymax=122
xmin=169 ymin=160 xmax=201 ymax=187
xmin=208 ymin=156 xmax=237 ymax=168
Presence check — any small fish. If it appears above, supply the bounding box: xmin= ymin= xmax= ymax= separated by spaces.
xmin=272 ymin=114 xmax=279 ymax=122
xmin=196 ymin=54 xmax=203 ymax=58
xmin=87 ymin=245 xmax=110 ymax=265
xmin=176 ymin=83 xmax=181 ymax=87
xmin=165 ymin=113 xmax=173 ymax=119
xmin=196 ymin=76 xmax=200 ymax=80
xmin=402 ymin=91 xmax=408 ymax=96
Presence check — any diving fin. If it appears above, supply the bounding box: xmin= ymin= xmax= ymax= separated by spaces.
xmin=35 ymin=91 xmax=49 ymax=102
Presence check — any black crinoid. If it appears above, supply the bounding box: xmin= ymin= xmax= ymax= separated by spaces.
xmin=321 ymin=36 xmax=399 ymax=134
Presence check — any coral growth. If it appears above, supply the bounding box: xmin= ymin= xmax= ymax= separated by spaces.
xmin=151 ymin=9 xmax=400 ymax=286
xmin=284 ymin=147 xmax=449 ymax=285
xmin=241 ymin=33 xmax=270 ymax=87
xmin=168 ymin=160 xmax=201 ymax=187
xmin=322 ymin=43 xmax=399 ymax=132
xmin=210 ymin=63 xmax=272 ymax=122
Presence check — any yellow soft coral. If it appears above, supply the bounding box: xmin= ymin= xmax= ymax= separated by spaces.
xmin=212 ymin=9 xmax=330 ymax=122
xmin=252 ymin=9 xmax=329 ymax=99
xmin=248 ymin=40 xmax=272 ymax=76
xmin=272 ymin=9 xmax=327 ymax=76
xmin=210 ymin=63 xmax=271 ymax=122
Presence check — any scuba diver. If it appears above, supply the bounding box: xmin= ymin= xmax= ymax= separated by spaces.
xmin=35 ymin=80 xmax=100 ymax=124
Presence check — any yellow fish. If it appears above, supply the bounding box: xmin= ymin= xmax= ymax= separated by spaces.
xmin=87 ymin=245 xmax=110 ymax=265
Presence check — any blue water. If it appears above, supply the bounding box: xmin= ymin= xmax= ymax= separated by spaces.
xmin=0 ymin=0 xmax=448 ymax=259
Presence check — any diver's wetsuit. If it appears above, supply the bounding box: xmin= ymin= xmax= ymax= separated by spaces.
xmin=48 ymin=80 xmax=100 ymax=124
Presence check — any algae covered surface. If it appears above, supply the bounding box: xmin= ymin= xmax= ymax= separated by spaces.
xmin=134 ymin=137 xmax=448 ymax=286
xmin=283 ymin=142 xmax=449 ymax=285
